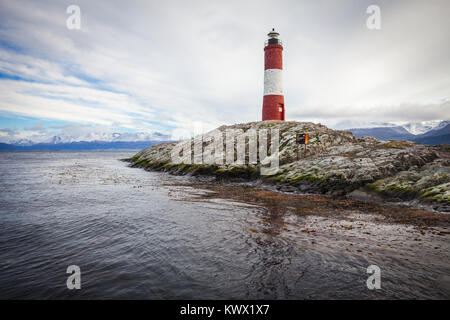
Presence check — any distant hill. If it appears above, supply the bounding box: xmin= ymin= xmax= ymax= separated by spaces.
xmin=0 ymin=143 xmax=20 ymax=151
xmin=349 ymin=126 xmax=415 ymax=140
xmin=412 ymin=133 xmax=450 ymax=145
xmin=348 ymin=121 xmax=450 ymax=145
xmin=410 ymin=124 xmax=450 ymax=145
xmin=416 ymin=123 xmax=450 ymax=138
xmin=0 ymin=141 xmax=165 ymax=151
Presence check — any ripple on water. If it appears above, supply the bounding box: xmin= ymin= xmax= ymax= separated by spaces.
xmin=0 ymin=151 xmax=449 ymax=299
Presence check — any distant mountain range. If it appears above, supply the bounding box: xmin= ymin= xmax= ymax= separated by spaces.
xmin=8 ymin=131 xmax=170 ymax=146
xmin=0 ymin=130 xmax=172 ymax=151
xmin=348 ymin=120 xmax=449 ymax=145
xmin=0 ymin=140 xmax=165 ymax=151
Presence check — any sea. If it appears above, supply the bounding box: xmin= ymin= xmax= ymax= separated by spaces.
xmin=0 ymin=151 xmax=448 ymax=299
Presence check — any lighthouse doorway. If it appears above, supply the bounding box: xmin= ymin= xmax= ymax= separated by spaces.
xmin=278 ymin=103 xmax=285 ymax=120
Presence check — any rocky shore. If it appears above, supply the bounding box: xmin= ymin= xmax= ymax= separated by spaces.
xmin=126 ymin=121 xmax=450 ymax=212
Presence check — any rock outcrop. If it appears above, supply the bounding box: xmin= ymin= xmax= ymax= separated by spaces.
xmin=127 ymin=121 xmax=449 ymax=212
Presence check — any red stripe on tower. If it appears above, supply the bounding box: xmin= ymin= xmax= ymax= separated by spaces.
xmin=262 ymin=28 xmax=285 ymax=121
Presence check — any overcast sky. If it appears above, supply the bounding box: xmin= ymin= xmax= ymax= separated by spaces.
xmin=0 ymin=0 xmax=449 ymax=142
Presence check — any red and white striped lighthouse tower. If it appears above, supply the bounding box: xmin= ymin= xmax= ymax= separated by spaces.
xmin=262 ymin=28 xmax=285 ymax=121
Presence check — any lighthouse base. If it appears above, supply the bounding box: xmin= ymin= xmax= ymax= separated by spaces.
xmin=262 ymin=95 xmax=285 ymax=121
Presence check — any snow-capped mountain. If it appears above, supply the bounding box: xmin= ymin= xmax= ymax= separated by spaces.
xmin=347 ymin=120 xmax=450 ymax=145
xmin=5 ymin=132 xmax=171 ymax=147
xmin=349 ymin=126 xmax=415 ymax=140
xmin=2 ymin=130 xmax=172 ymax=150
xmin=402 ymin=120 xmax=448 ymax=135
xmin=10 ymin=139 xmax=35 ymax=146
xmin=40 ymin=131 xmax=171 ymax=144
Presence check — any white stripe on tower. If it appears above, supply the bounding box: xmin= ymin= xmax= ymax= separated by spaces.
xmin=263 ymin=69 xmax=283 ymax=95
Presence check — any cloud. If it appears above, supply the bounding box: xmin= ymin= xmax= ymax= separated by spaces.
xmin=0 ymin=126 xmax=44 ymax=143
xmin=0 ymin=127 xmax=15 ymax=135
xmin=24 ymin=122 xmax=45 ymax=131
xmin=0 ymin=0 xmax=449 ymax=135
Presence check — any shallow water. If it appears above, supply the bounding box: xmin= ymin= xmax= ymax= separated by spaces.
xmin=0 ymin=151 xmax=448 ymax=299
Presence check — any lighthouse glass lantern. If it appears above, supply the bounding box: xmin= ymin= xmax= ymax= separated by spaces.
xmin=262 ymin=28 xmax=285 ymax=121
xmin=266 ymin=29 xmax=281 ymax=45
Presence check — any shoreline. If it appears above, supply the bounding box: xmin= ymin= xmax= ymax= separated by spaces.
xmin=124 ymin=121 xmax=450 ymax=214
xmin=124 ymin=157 xmax=450 ymax=217
xmin=168 ymin=180 xmax=450 ymax=228
xmin=122 ymin=155 xmax=450 ymax=215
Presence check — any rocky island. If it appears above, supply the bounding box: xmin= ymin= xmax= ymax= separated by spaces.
xmin=126 ymin=121 xmax=450 ymax=213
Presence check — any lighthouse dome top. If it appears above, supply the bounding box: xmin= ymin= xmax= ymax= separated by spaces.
xmin=265 ymin=28 xmax=282 ymax=46
xmin=267 ymin=28 xmax=280 ymax=38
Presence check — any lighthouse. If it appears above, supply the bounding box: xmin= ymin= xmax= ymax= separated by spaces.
xmin=262 ymin=28 xmax=285 ymax=121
